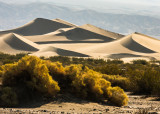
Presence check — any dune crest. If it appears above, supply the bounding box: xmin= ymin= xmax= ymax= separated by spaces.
xmin=0 ymin=18 xmax=74 ymax=36
xmin=80 ymin=24 xmax=124 ymax=39
xmin=53 ymin=18 xmax=77 ymax=27
xmin=129 ymin=33 xmax=160 ymax=53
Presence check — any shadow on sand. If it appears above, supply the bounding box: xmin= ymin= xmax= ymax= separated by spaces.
xmin=15 ymin=93 xmax=113 ymax=108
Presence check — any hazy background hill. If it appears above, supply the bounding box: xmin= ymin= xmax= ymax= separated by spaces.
xmin=0 ymin=1 xmax=160 ymax=39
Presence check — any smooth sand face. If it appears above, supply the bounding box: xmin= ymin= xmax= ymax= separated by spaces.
xmin=53 ymin=18 xmax=77 ymax=27
xmin=0 ymin=18 xmax=160 ymax=62
xmin=80 ymin=24 xmax=124 ymax=39
xmin=0 ymin=33 xmax=39 ymax=54
xmin=24 ymin=26 xmax=115 ymax=43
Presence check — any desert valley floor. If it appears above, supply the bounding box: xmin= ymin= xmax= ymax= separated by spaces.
xmin=0 ymin=92 xmax=160 ymax=113
xmin=0 ymin=18 xmax=160 ymax=62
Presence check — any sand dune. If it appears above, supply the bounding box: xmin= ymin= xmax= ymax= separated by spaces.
xmin=76 ymin=33 xmax=160 ymax=60
xmin=24 ymin=26 xmax=115 ymax=44
xmin=0 ymin=33 xmax=39 ymax=54
xmin=58 ymin=27 xmax=115 ymax=41
xmin=49 ymin=27 xmax=115 ymax=43
xmin=120 ymin=34 xmax=156 ymax=53
xmin=80 ymin=24 xmax=124 ymax=39
xmin=0 ymin=18 xmax=160 ymax=62
xmin=127 ymin=33 xmax=160 ymax=53
xmin=32 ymin=46 xmax=90 ymax=57
xmin=81 ymin=33 xmax=159 ymax=54
xmin=0 ymin=18 xmax=74 ymax=36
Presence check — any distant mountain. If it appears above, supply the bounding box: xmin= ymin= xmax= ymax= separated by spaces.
xmin=0 ymin=2 xmax=160 ymax=38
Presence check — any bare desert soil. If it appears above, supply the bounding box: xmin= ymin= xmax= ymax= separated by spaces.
xmin=0 ymin=92 xmax=160 ymax=114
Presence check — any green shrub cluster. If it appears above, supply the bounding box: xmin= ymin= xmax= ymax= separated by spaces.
xmin=95 ymin=64 xmax=124 ymax=75
xmin=127 ymin=66 xmax=160 ymax=95
xmin=102 ymin=75 xmax=130 ymax=90
xmin=132 ymin=59 xmax=149 ymax=65
xmin=106 ymin=59 xmax=124 ymax=64
xmin=48 ymin=56 xmax=107 ymax=69
xmin=0 ymin=53 xmax=26 ymax=65
xmin=94 ymin=60 xmax=160 ymax=96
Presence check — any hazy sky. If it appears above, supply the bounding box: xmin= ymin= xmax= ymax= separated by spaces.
xmin=0 ymin=0 xmax=160 ymax=6
xmin=106 ymin=0 xmax=160 ymax=5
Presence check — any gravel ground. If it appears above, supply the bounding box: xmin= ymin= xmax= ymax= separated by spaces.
xmin=0 ymin=92 xmax=160 ymax=114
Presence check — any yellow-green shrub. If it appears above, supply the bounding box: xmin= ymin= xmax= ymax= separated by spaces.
xmin=83 ymin=69 xmax=111 ymax=100
xmin=0 ymin=68 xmax=2 ymax=82
xmin=1 ymin=56 xmax=60 ymax=97
xmin=45 ymin=61 xmax=65 ymax=81
xmin=64 ymin=65 xmax=128 ymax=106
xmin=0 ymin=87 xmax=18 ymax=107
xmin=65 ymin=64 xmax=83 ymax=80
xmin=64 ymin=64 xmax=85 ymax=93
xmin=107 ymin=87 xmax=128 ymax=106
xmin=0 ymin=56 xmax=128 ymax=107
